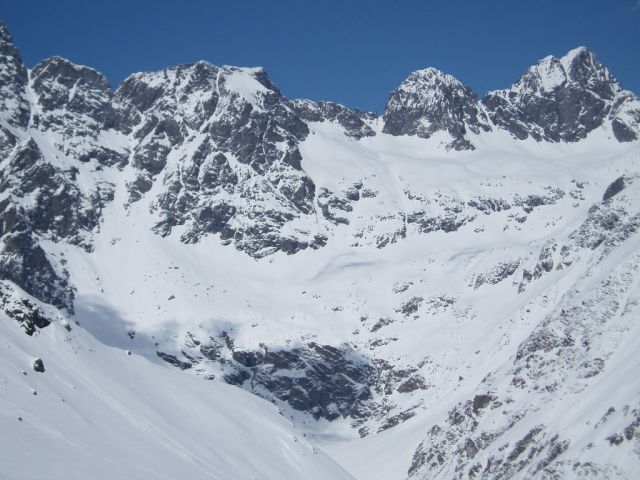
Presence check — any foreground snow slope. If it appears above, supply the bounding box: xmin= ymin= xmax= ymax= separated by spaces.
xmin=0 ymin=291 xmax=351 ymax=480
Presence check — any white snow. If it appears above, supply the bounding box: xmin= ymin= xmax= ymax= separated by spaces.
xmin=223 ymin=68 xmax=271 ymax=106
xmin=0 ymin=288 xmax=352 ymax=480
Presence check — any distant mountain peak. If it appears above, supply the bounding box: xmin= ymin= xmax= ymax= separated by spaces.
xmin=0 ymin=21 xmax=29 ymax=128
xmin=0 ymin=21 xmax=14 ymax=46
xmin=482 ymin=46 xmax=634 ymax=142
xmin=380 ymin=46 xmax=637 ymax=148
xmin=382 ymin=67 xmax=491 ymax=150
xmin=405 ymin=66 xmax=463 ymax=84
xmin=32 ymin=55 xmax=113 ymax=91
xmin=509 ymin=46 xmax=621 ymax=98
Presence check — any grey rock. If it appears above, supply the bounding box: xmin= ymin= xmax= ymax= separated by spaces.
xmin=116 ymin=62 xmax=321 ymax=256
xmin=396 ymin=374 xmax=427 ymax=393
xmin=171 ymin=332 xmax=427 ymax=427
xmin=290 ymin=99 xmax=377 ymax=139
xmin=609 ymin=91 xmax=640 ymax=142
xmin=0 ymin=22 xmax=30 ymax=128
xmin=483 ymin=47 xmax=639 ymax=143
xmin=156 ymin=351 xmax=192 ymax=370
xmin=0 ymin=139 xmax=107 ymax=248
xmin=383 ymin=68 xmax=491 ymax=150
xmin=603 ymin=176 xmax=625 ymax=201
xmin=317 ymin=188 xmax=354 ymax=225
xmin=30 ymin=56 xmax=130 ymax=166
xmin=32 ymin=358 xmax=45 ymax=373
xmin=396 ymin=297 xmax=424 ymax=316
xmin=472 ymin=394 xmax=494 ymax=415
xmin=0 ymin=283 xmax=55 ymax=334
xmin=473 ymin=260 xmax=520 ymax=289
xmin=0 ymin=133 xmax=116 ymax=313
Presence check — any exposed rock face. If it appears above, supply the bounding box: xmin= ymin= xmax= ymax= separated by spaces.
xmin=0 ymin=226 xmax=73 ymax=312
xmin=1 ymin=139 xmax=107 ymax=247
xmin=382 ymin=67 xmax=492 ymax=150
xmin=0 ymin=281 xmax=57 ymax=335
xmin=290 ymin=99 xmax=377 ymax=139
xmin=30 ymin=56 xmax=131 ymax=166
xmin=116 ymin=62 xmax=326 ymax=256
xmin=609 ymin=91 xmax=640 ymax=142
xmin=229 ymin=342 xmax=376 ymax=421
xmin=160 ymin=331 xmax=426 ymax=432
xmin=603 ymin=176 xmax=626 ymax=201
xmin=0 ymin=20 xmax=640 ymax=479
xmin=483 ymin=47 xmax=638 ymax=142
xmin=0 ymin=23 xmax=30 ymax=130
xmin=0 ymin=139 xmax=83 ymax=312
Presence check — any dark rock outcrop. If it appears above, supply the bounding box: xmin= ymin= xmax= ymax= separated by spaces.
xmin=290 ymin=99 xmax=377 ymax=139
xmin=483 ymin=47 xmax=638 ymax=142
xmin=383 ymin=68 xmax=491 ymax=150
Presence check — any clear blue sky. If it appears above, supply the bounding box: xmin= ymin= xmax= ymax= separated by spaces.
xmin=2 ymin=0 xmax=639 ymax=112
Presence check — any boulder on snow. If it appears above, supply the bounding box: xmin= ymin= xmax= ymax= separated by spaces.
xmin=32 ymin=358 xmax=45 ymax=373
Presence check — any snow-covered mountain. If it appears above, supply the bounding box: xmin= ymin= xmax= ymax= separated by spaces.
xmin=383 ymin=67 xmax=491 ymax=150
xmin=0 ymin=291 xmax=352 ymax=480
xmin=1 ymin=20 xmax=639 ymax=479
xmin=483 ymin=46 xmax=640 ymax=143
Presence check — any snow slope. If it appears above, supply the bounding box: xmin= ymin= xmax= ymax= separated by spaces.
xmin=0 ymin=285 xmax=352 ymax=480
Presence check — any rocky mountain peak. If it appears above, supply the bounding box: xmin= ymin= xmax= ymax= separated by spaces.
xmin=0 ymin=21 xmax=19 ymax=58
xmin=234 ymin=65 xmax=282 ymax=96
xmin=403 ymin=67 xmax=465 ymax=90
xmin=30 ymin=56 xmax=121 ymax=127
xmin=116 ymin=62 xmax=283 ymax=118
xmin=113 ymin=59 xmax=321 ymax=256
xmin=506 ymin=46 xmax=620 ymax=101
xmin=560 ymin=46 xmax=620 ymax=96
xmin=31 ymin=56 xmax=113 ymax=92
xmin=116 ymin=62 xmax=219 ymax=117
xmin=218 ymin=65 xmax=286 ymax=112
xmin=382 ymin=67 xmax=491 ymax=150
xmin=483 ymin=46 xmax=635 ymax=142
xmin=519 ymin=54 xmax=568 ymax=93
xmin=382 ymin=47 xmax=637 ymax=148
xmin=0 ymin=21 xmax=29 ymax=129
xmin=27 ymin=56 xmax=130 ymax=166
